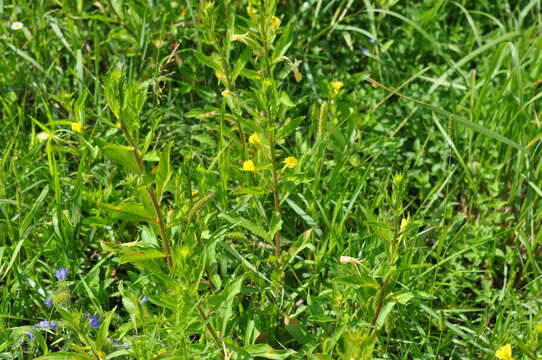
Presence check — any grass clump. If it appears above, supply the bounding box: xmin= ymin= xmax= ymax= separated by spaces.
xmin=1 ymin=0 xmax=541 ymax=359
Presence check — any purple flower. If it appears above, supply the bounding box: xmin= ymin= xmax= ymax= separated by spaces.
xmin=369 ymin=38 xmax=376 ymax=44
xmin=37 ymin=320 xmax=58 ymax=330
xmin=38 ymin=320 xmax=50 ymax=328
xmin=44 ymin=298 xmax=52 ymax=307
xmin=89 ymin=315 xmax=99 ymax=329
xmin=55 ymin=268 xmax=68 ymax=281
xmin=82 ymin=312 xmax=89 ymax=319
xmin=26 ymin=331 xmax=35 ymax=340
xmin=141 ymin=296 xmax=149 ymax=303
xmin=362 ymin=48 xmax=370 ymax=55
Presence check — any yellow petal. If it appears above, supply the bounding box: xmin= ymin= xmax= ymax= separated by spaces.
xmin=495 ymin=344 xmax=513 ymax=360
xmin=331 ymin=81 xmax=344 ymax=91
xmin=70 ymin=122 xmax=83 ymax=134
xmin=248 ymin=133 xmax=261 ymax=145
xmin=243 ymin=160 xmax=256 ymax=172
xmin=283 ymin=156 xmax=297 ymax=169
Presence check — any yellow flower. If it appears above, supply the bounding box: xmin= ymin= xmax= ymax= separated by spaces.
xmin=70 ymin=122 xmax=83 ymax=134
xmin=331 ymin=81 xmax=344 ymax=92
xmin=248 ymin=133 xmax=261 ymax=145
xmin=283 ymin=156 xmax=297 ymax=168
xmin=271 ymin=16 xmax=281 ymax=29
xmin=221 ymin=89 xmax=232 ymax=97
xmin=243 ymin=160 xmax=256 ymax=172
xmin=400 ymin=217 xmax=409 ymax=231
xmin=495 ymin=344 xmax=513 ymax=360
xmin=247 ymin=5 xmax=257 ymax=17
xmin=398 ymin=217 xmax=410 ymax=244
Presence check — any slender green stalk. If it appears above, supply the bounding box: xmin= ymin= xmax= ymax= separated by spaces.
xmin=118 ymin=120 xmax=173 ymax=268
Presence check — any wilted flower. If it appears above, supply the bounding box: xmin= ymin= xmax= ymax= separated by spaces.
xmin=10 ymin=22 xmax=24 ymax=30
xmin=362 ymin=48 xmax=370 ymax=55
xmin=242 ymin=160 xmax=256 ymax=172
xmin=55 ymin=268 xmax=68 ymax=281
xmin=49 ymin=322 xmax=58 ymax=330
xmin=369 ymin=38 xmax=377 ymax=44
xmin=25 ymin=331 xmax=35 ymax=340
xmin=37 ymin=132 xmax=51 ymax=142
xmin=141 ymin=296 xmax=149 ymax=303
xmin=339 ymin=256 xmax=362 ymax=265
xmin=248 ymin=133 xmax=261 ymax=145
xmin=231 ymin=33 xmax=249 ymax=42
xmin=44 ymin=298 xmax=52 ymax=307
xmin=283 ymin=156 xmax=297 ymax=169
xmin=495 ymin=344 xmax=513 ymax=360
xmin=70 ymin=122 xmax=83 ymax=134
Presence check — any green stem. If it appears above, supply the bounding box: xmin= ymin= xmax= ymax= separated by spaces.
xmin=269 ymin=130 xmax=281 ymax=259
xmin=118 ymin=121 xmax=172 ymax=268
xmin=370 ymin=276 xmax=389 ymax=334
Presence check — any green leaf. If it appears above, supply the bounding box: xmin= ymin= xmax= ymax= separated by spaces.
xmin=193 ymin=51 xmax=221 ymax=71
xmin=269 ymin=213 xmax=282 ymax=240
xmin=231 ymin=48 xmax=252 ymax=83
xmin=285 ymin=199 xmax=323 ymax=237
xmin=100 ymin=142 xmax=141 ymax=174
xmin=241 ymin=344 xmax=296 ymax=359
xmin=34 ymin=353 xmax=94 ymax=360
xmin=96 ymin=309 xmax=116 ymax=351
xmin=104 ymin=68 xmax=123 ymax=119
xmin=99 ymin=201 xmax=155 ymax=223
xmin=277 ymin=116 xmax=305 ymax=139
xmin=220 ymin=214 xmax=269 ymax=242
xmin=156 ymin=142 xmax=173 ymax=198
xmin=376 ymin=301 xmax=396 ymax=329
xmin=119 ymin=247 xmax=167 ymax=264
xmin=272 ymin=21 xmax=294 ymax=62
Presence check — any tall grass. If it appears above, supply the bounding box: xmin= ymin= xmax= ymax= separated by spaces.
xmin=1 ymin=0 xmax=541 ymax=359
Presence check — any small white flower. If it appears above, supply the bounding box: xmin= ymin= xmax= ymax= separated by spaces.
xmin=10 ymin=22 xmax=24 ymax=30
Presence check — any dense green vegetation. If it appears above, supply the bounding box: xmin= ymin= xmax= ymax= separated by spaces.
xmin=1 ymin=0 xmax=541 ymax=359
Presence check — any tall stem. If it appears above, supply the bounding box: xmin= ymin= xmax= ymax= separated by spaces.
xmin=119 ymin=121 xmax=172 ymax=268
xmin=269 ymin=130 xmax=281 ymax=259
xmin=370 ymin=276 xmax=389 ymax=334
